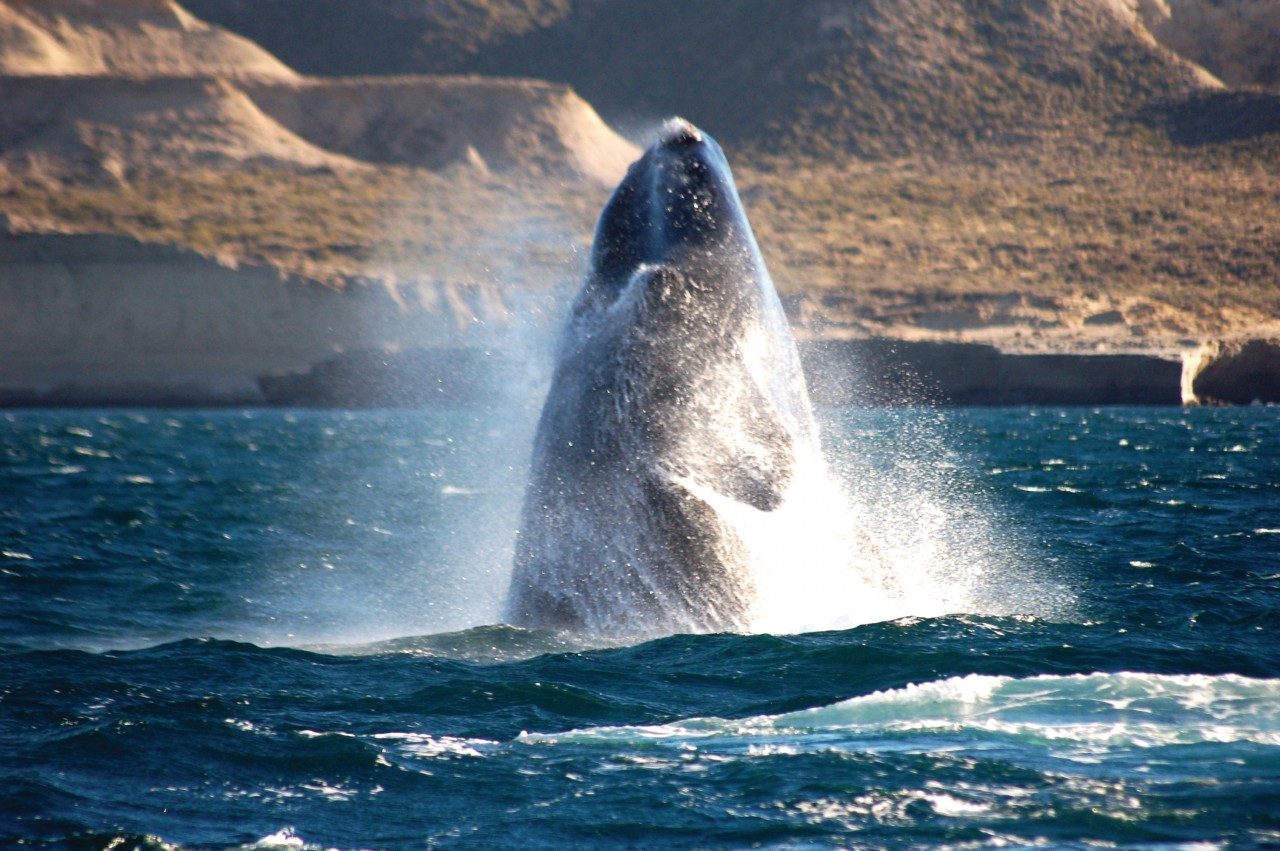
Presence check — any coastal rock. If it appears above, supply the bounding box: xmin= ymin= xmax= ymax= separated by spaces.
xmin=0 ymin=233 xmax=1191 ymax=408
xmin=0 ymin=232 xmax=512 ymax=406
xmin=800 ymin=339 xmax=1183 ymax=406
xmin=1189 ymin=339 xmax=1280 ymax=405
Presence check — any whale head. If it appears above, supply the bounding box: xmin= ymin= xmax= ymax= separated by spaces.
xmin=581 ymin=118 xmax=766 ymax=313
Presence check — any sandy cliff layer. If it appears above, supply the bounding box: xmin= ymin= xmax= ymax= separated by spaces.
xmin=242 ymin=76 xmax=637 ymax=183
xmin=0 ymin=232 xmax=516 ymax=405
xmin=0 ymin=0 xmax=297 ymax=78
xmin=0 ymin=0 xmax=637 ymax=185
xmin=0 ymin=73 xmax=636 ymax=187
xmin=0 ymin=75 xmax=359 ymax=185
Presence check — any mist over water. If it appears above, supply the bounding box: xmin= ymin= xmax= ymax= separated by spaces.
xmin=367 ymin=378 xmax=1069 ymax=643
xmin=719 ymin=407 xmax=1072 ymax=637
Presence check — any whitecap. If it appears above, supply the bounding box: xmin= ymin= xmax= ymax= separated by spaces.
xmin=519 ymin=672 xmax=1280 ymax=760
xmin=372 ymin=732 xmax=495 ymax=759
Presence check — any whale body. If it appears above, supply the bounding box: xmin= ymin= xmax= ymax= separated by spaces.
xmin=505 ymin=119 xmax=820 ymax=636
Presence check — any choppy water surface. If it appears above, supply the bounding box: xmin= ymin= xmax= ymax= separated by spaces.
xmin=2 ymin=406 xmax=1277 ymax=849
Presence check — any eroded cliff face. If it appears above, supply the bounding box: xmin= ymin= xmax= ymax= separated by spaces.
xmin=1188 ymin=339 xmax=1280 ymax=405
xmin=0 ymin=232 xmax=517 ymax=405
xmin=0 ymin=231 xmax=1198 ymax=408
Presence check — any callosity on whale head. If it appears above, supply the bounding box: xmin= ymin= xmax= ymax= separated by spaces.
xmin=505 ymin=119 xmax=819 ymax=637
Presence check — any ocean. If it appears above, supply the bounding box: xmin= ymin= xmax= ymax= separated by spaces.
xmin=2 ymin=405 xmax=1278 ymax=850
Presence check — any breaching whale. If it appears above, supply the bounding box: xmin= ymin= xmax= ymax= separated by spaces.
xmin=505 ymin=118 xmax=821 ymax=636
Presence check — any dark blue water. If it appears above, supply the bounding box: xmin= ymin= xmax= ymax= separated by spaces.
xmin=2 ymin=406 xmax=1278 ymax=850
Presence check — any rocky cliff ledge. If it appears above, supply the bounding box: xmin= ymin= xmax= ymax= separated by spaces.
xmin=801 ymin=339 xmax=1184 ymax=407
xmin=256 ymin=341 xmax=1187 ymax=409
xmin=6 ymin=231 xmax=1276 ymax=409
xmin=1187 ymin=339 xmax=1280 ymax=405
xmin=0 ymin=231 xmax=517 ymax=406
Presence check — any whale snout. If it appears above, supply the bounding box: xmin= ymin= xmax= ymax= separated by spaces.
xmin=587 ymin=119 xmax=759 ymax=302
xmin=645 ymin=121 xmax=745 ymax=252
xmin=658 ymin=118 xmax=704 ymax=148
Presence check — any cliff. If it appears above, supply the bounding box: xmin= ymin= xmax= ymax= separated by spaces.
xmin=801 ymin=339 xmax=1184 ymax=407
xmin=0 ymin=232 xmax=517 ymax=405
xmin=0 ymin=0 xmax=298 ymax=79
xmin=0 ymin=228 xmax=1193 ymax=408
xmin=1187 ymin=339 xmax=1280 ymax=405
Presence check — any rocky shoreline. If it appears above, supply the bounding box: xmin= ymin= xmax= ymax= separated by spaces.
xmin=251 ymin=342 xmax=1189 ymax=409
xmin=4 ymin=230 xmax=1277 ymax=410
xmin=19 ymin=340 xmax=1274 ymax=410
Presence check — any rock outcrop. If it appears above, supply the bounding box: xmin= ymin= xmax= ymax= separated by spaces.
xmin=1188 ymin=339 xmax=1280 ymax=405
xmin=801 ymin=339 xmax=1184 ymax=406
xmin=0 ymin=232 xmax=516 ymax=406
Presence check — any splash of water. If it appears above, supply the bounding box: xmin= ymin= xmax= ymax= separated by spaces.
xmin=669 ymin=391 xmax=1074 ymax=638
xmin=338 ymin=129 xmax=1067 ymax=643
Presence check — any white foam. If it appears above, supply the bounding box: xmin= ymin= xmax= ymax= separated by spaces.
xmin=740 ymin=448 xmax=902 ymax=634
xmin=372 ymin=732 xmax=495 ymax=759
xmin=520 ymin=672 xmax=1280 ymax=756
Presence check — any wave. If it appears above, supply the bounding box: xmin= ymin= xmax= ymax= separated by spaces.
xmin=519 ymin=670 xmax=1280 ymax=761
xmin=8 ymin=638 xmax=1279 ymax=850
